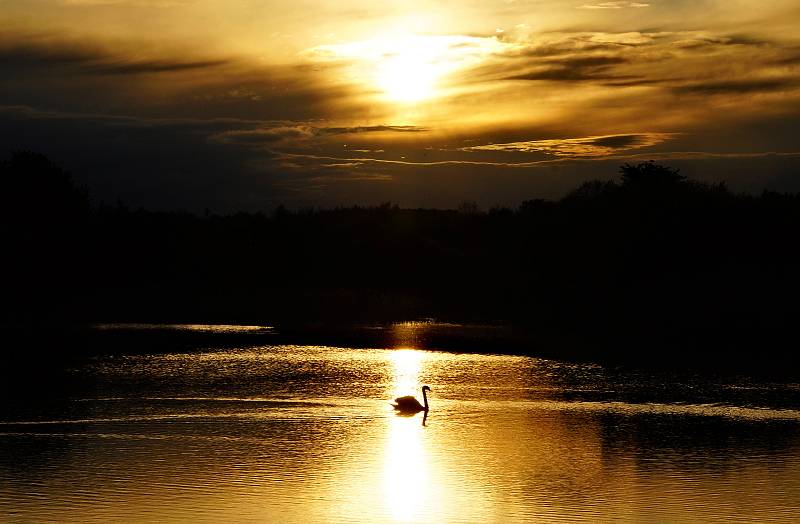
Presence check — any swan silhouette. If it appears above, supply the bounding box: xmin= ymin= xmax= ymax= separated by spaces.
xmin=392 ymin=385 xmax=431 ymax=413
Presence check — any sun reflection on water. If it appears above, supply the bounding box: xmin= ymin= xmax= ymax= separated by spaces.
xmin=388 ymin=349 xmax=425 ymax=399
xmin=383 ymin=416 xmax=430 ymax=522
xmin=383 ymin=348 xmax=433 ymax=521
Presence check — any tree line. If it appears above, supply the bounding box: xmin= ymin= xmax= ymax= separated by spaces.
xmin=3 ymin=152 xmax=799 ymax=369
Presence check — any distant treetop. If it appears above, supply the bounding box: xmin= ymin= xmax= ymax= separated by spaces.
xmin=619 ymin=161 xmax=686 ymax=187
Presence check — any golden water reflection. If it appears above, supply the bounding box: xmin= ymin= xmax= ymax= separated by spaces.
xmin=388 ymin=349 xmax=425 ymax=399
xmin=384 ymin=416 xmax=430 ymax=522
xmin=3 ymin=343 xmax=800 ymax=523
xmin=384 ymin=349 xmax=435 ymax=521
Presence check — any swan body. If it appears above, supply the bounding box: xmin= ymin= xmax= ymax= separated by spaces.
xmin=393 ymin=385 xmax=431 ymax=413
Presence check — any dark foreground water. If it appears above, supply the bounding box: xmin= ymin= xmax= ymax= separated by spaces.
xmin=2 ymin=325 xmax=800 ymax=523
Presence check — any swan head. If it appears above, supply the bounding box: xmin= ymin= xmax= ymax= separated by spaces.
xmin=422 ymin=385 xmax=431 ymax=393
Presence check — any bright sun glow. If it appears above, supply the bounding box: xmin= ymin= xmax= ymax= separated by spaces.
xmin=377 ymin=50 xmax=438 ymax=102
xmin=372 ymin=36 xmax=448 ymax=102
xmin=308 ymin=33 xmax=505 ymax=104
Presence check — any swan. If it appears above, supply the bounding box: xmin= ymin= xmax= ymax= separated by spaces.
xmin=392 ymin=385 xmax=431 ymax=413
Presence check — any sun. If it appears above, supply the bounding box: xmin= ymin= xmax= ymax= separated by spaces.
xmin=308 ymin=33 xmax=503 ymax=105
xmin=374 ymin=37 xmax=444 ymax=103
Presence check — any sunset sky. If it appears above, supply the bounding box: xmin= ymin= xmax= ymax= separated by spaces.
xmin=2 ymin=0 xmax=800 ymax=210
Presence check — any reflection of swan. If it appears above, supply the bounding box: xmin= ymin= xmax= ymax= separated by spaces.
xmin=392 ymin=385 xmax=431 ymax=413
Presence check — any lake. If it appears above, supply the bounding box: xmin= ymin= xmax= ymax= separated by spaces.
xmin=2 ymin=324 xmax=800 ymax=523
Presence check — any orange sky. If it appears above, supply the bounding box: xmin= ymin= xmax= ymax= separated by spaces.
xmin=2 ymin=0 xmax=800 ymax=209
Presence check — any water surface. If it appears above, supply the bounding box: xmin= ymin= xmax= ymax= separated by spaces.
xmin=2 ymin=336 xmax=800 ymax=523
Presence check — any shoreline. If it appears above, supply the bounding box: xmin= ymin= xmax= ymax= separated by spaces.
xmin=3 ymin=320 xmax=798 ymax=379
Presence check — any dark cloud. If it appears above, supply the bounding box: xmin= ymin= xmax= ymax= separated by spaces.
xmin=0 ymin=36 xmax=229 ymax=76
xmin=473 ymin=35 xmax=655 ymax=84
xmin=84 ymin=59 xmax=229 ymax=75
xmin=590 ymin=134 xmax=652 ymax=148
xmin=0 ymin=41 xmax=98 ymax=68
xmin=602 ymin=77 xmax=673 ymax=87
xmin=211 ymin=126 xmax=315 ymax=145
xmin=0 ymin=105 xmax=430 ymax=210
xmin=498 ymin=40 xmax=619 ymax=59
xmin=549 ymin=55 xmax=630 ymax=68
xmin=774 ymin=52 xmax=800 ymax=65
xmin=319 ymin=125 xmax=428 ymax=135
xmin=502 ymin=54 xmax=633 ymax=82
xmin=505 ymin=67 xmax=635 ymax=82
xmin=210 ymin=124 xmax=428 ymax=147
xmin=0 ymin=105 xmax=275 ymax=211
xmin=0 ymin=35 xmax=354 ymax=124
xmin=0 ymin=104 xmax=269 ymax=133
xmin=674 ymin=78 xmax=798 ymax=95
xmin=724 ymin=34 xmax=775 ymax=47
xmin=576 ymin=2 xmax=650 ymax=9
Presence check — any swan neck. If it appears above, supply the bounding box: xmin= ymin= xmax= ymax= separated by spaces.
xmin=422 ymin=387 xmax=429 ymax=410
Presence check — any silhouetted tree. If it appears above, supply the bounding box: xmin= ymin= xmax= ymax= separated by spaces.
xmin=562 ymin=179 xmax=618 ymax=203
xmin=457 ymin=200 xmax=480 ymax=215
xmin=619 ymin=160 xmax=686 ymax=187
xmin=1 ymin=151 xmax=89 ymax=223
xmin=1 ymin=151 xmax=90 ymax=326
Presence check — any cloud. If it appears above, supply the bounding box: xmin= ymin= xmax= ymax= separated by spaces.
xmin=4 ymin=101 xmax=800 ymax=211
xmin=456 ymin=27 xmax=800 ymax=117
xmin=601 ymin=77 xmax=676 ymax=87
xmin=774 ymin=53 xmax=800 ymax=65
xmin=319 ymin=125 xmax=428 ymax=135
xmin=462 ymin=133 xmax=674 ymax=157
xmin=210 ymin=126 xmax=316 ymax=145
xmin=272 ymin=149 xmax=800 ymax=174
xmin=583 ymin=32 xmax=659 ymax=46
xmin=2 ymin=17 xmax=800 ymax=211
xmin=577 ymin=2 xmax=649 ymax=9
xmin=0 ymin=103 xmax=280 ymax=212
xmin=465 ymin=31 xmax=673 ymax=85
xmin=84 ymin=59 xmax=229 ymax=75
xmin=210 ymin=124 xmax=428 ymax=147
xmin=62 ymin=0 xmax=191 ymax=6
xmin=504 ymin=69 xmax=636 ymax=82
xmin=0 ymin=41 xmax=96 ymax=69
xmin=0 ymin=32 xmax=358 ymax=124
xmin=503 ymin=54 xmax=634 ymax=82
xmin=673 ymin=78 xmax=799 ymax=95
xmin=0 ymin=34 xmax=229 ymax=76
xmin=0 ymin=104 xmax=269 ymax=132
xmin=550 ymin=55 xmax=630 ymax=68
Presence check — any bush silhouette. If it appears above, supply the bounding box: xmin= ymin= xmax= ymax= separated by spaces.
xmin=619 ymin=160 xmax=686 ymax=187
